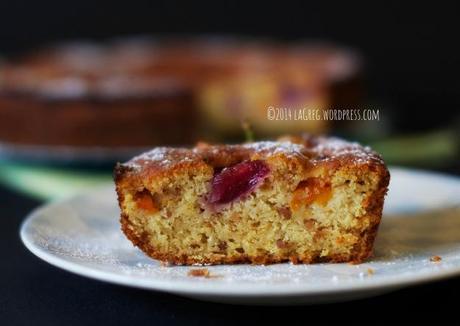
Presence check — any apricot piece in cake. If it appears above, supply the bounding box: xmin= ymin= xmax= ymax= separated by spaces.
xmin=290 ymin=177 xmax=332 ymax=211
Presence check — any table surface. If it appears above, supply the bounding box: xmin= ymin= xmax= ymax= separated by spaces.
xmin=2 ymin=180 xmax=460 ymax=326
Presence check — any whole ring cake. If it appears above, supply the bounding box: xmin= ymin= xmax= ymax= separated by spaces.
xmin=0 ymin=38 xmax=362 ymax=149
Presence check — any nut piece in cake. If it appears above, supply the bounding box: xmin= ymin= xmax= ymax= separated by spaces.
xmin=114 ymin=134 xmax=390 ymax=265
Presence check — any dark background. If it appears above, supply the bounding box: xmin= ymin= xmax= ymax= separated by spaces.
xmin=0 ymin=1 xmax=459 ymax=131
xmin=1 ymin=2 xmax=460 ymax=325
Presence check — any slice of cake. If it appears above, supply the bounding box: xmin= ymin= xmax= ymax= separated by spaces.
xmin=114 ymin=135 xmax=389 ymax=265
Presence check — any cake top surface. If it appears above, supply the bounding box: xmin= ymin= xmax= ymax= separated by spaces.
xmin=0 ymin=38 xmax=360 ymax=100
xmin=120 ymin=134 xmax=384 ymax=174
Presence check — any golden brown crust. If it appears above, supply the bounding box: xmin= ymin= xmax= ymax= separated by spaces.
xmin=115 ymin=134 xmax=390 ymax=265
xmin=116 ymin=135 xmax=386 ymax=188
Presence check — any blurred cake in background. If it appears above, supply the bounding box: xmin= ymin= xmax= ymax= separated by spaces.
xmin=199 ymin=43 xmax=362 ymax=138
xmin=0 ymin=37 xmax=362 ymax=154
xmin=0 ymin=42 xmax=197 ymax=148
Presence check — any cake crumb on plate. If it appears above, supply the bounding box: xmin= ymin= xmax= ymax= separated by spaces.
xmin=188 ymin=268 xmax=211 ymax=278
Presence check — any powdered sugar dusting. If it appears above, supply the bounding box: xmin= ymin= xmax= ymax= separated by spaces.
xmin=310 ymin=136 xmax=384 ymax=165
xmin=242 ymin=141 xmax=305 ymax=154
xmin=125 ymin=147 xmax=195 ymax=170
xmin=122 ymin=136 xmax=382 ymax=172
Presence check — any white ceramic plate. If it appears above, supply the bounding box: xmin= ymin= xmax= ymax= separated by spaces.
xmin=20 ymin=167 xmax=460 ymax=305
